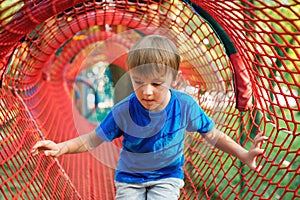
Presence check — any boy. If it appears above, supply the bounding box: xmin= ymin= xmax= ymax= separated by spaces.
xmin=32 ymin=35 xmax=267 ymax=200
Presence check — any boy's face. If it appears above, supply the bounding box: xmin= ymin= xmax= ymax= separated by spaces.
xmin=130 ymin=71 xmax=174 ymax=112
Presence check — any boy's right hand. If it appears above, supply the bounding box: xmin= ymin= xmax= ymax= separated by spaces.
xmin=31 ymin=140 xmax=62 ymax=157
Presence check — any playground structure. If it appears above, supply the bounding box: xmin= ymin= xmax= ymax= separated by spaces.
xmin=0 ymin=0 xmax=299 ymax=199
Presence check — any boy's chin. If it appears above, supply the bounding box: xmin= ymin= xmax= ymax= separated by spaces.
xmin=142 ymin=104 xmax=159 ymax=112
xmin=148 ymin=106 xmax=165 ymax=112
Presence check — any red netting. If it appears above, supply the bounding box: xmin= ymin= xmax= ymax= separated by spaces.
xmin=0 ymin=0 xmax=299 ymax=199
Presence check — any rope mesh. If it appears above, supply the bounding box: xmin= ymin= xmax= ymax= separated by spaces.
xmin=0 ymin=0 xmax=299 ymax=199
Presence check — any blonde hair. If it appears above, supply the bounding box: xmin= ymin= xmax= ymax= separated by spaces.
xmin=126 ymin=35 xmax=181 ymax=80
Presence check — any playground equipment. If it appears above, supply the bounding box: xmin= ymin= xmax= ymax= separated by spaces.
xmin=0 ymin=0 xmax=299 ymax=199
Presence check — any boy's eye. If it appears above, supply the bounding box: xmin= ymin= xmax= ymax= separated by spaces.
xmin=134 ymin=81 xmax=143 ymax=85
xmin=151 ymin=82 xmax=163 ymax=87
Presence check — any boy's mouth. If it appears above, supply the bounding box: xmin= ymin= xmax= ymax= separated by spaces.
xmin=142 ymin=99 xmax=154 ymax=103
xmin=142 ymin=98 xmax=155 ymax=106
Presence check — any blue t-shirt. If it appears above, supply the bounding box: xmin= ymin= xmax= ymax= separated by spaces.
xmin=95 ymin=89 xmax=214 ymax=183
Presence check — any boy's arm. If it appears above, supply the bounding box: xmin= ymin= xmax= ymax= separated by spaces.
xmin=31 ymin=130 xmax=103 ymax=157
xmin=202 ymin=128 xmax=267 ymax=171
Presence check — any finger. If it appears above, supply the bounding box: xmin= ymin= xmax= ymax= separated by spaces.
xmin=31 ymin=141 xmax=44 ymax=154
xmin=31 ymin=149 xmax=39 ymax=156
xmin=32 ymin=141 xmax=44 ymax=149
xmin=35 ymin=140 xmax=55 ymax=149
xmin=247 ymin=161 xmax=257 ymax=171
xmin=31 ymin=140 xmax=53 ymax=155
xmin=254 ymin=132 xmax=262 ymax=139
xmin=44 ymin=150 xmax=51 ymax=156
xmin=44 ymin=150 xmax=58 ymax=157
xmin=254 ymin=136 xmax=268 ymax=148
xmin=256 ymin=165 xmax=262 ymax=172
xmin=251 ymin=148 xmax=264 ymax=157
xmin=252 ymin=134 xmax=261 ymax=147
xmin=33 ymin=140 xmax=52 ymax=147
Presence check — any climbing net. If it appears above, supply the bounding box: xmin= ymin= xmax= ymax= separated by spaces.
xmin=0 ymin=0 xmax=299 ymax=199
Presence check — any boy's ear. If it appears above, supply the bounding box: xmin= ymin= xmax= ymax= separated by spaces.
xmin=171 ymin=70 xmax=183 ymax=88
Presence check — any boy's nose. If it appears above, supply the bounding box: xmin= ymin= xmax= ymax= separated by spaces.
xmin=142 ymin=84 xmax=154 ymax=95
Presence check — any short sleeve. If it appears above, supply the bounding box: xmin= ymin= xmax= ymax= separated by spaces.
xmin=95 ymin=109 xmax=122 ymax=142
xmin=186 ymin=100 xmax=214 ymax=134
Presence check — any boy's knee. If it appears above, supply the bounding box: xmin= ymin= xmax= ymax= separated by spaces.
xmin=146 ymin=178 xmax=184 ymax=200
xmin=115 ymin=181 xmax=146 ymax=200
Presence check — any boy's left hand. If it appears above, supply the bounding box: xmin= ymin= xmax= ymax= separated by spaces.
xmin=245 ymin=133 xmax=268 ymax=171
